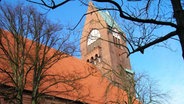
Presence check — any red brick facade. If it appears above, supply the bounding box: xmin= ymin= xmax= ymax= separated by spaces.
xmin=80 ymin=2 xmax=131 ymax=75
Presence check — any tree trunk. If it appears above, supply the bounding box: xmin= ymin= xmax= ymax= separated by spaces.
xmin=31 ymin=85 xmax=39 ymax=104
xmin=16 ymin=76 xmax=23 ymax=104
xmin=16 ymin=89 xmax=23 ymax=104
xmin=31 ymin=76 xmax=39 ymax=104
xmin=171 ymin=0 xmax=184 ymax=59
xmin=32 ymin=67 xmax=39 ymax=104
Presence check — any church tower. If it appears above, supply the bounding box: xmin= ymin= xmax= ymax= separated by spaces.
xmin=80 ymin=2 xmax=132 ymax=76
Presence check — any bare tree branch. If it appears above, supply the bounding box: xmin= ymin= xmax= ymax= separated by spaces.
xmin=27 ymin=0 xmax=73 ymax=9
xmin=129 ymin=30 xmax=177 ymax=55
xmin=92 ymin=0 xmax=177 ymax=28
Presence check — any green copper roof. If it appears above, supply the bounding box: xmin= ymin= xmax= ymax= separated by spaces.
xmin=125 ymin=69 xmax=134 ymax=74
xmin=98 ymin=10 xmax=123 ymax=32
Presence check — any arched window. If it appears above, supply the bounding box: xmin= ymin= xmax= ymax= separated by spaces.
xmin=112 ymin=29 xmax=121 ymax=48
xmin=87 ymin=59 xmax=89 ymax=62
xmin=90 ymin=57 xmax=94 ymax=63
xmin=95 ymin=54 xmax=98 ymax=59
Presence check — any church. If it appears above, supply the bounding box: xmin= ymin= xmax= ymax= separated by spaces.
xmin=0 ymin=2 xmax=138 ymax=104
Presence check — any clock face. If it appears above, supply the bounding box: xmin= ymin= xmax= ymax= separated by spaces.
xmin=87 ymin=29 xmax=101 ymax=45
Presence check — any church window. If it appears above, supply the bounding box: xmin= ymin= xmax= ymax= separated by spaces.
xmin=91 ymin=57 xmax=94 ymax=61
xmin=87 ymin=59 xmax=89 ymax=62
xmin=117 ymin=39 xmax=120 ymax=48
xmin=86 ymin=54 xmax=101 ymax=64
xmin=95 ymin=54 xmax=98 ymax=59
xmin=112 ymin=29 xmax=121 ymax=48
xmin=90 ymin=57 xmax=94 ymax=64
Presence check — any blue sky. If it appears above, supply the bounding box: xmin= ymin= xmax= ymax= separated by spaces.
xmin=2 ymin=0 xmax=184 ymax=104
xmin=131 ymin=40 xmax=184 ymax=103
xmin=42 ymin=1 xmax=184 ymax=103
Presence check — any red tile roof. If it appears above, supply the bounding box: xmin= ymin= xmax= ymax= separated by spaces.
xmin=0 ymin=30 xmax=139 ymax=104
